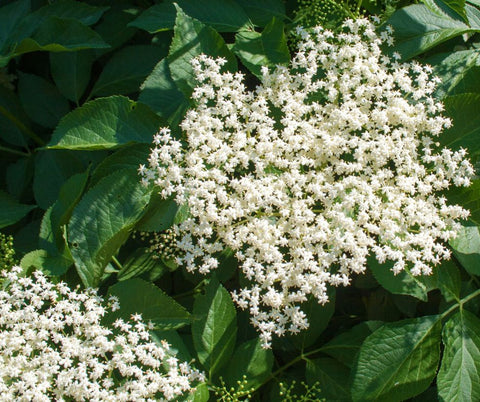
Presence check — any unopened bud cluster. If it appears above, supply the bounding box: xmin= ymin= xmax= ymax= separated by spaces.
xmin=140 ymin=18 xmax=473 ymax=347
xmin=0 ymin=267 xmax=204 ymax=401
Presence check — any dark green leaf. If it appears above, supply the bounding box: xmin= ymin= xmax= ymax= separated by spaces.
xmin=289 ymin=288 xmax=335 ymax=350
xmin=437 ymin=259 xmax=461 ymax=302
xmin=167 ymin=5 xmax=237 ymax=96
xmin=306 ymin=358 xmax=352 ymax=401
xmin=0 ymin=86 xmax=31 ymax=147
xmin=107 ymin=278 xmax=191 ymax=330
xmin=90 ymin=45 xmax=166 ymax=98
xmin=192 ymin=277 xmax=237 ymax=376
xmin=68 ymin=169 xmax=151 ymax=287
xmin=445 ymin=178 xmax=480 ymax=226
xmin=437 ymin=310 xmax=480 ymax=401
xmin=224 ymin=338 xmax=274 ymax=390
xmin=117 ymin=247 xmax=167 ymax=281
xmin=136 ymin=194 xmax=179 ymax=232
xmin=232 ymin=17 xmax=290 ymax=78
xmin=369 ymin=257 xmax=429 ymax=301
xmin=48 ymin=95 xmax=163 ymax=150
xmin=20 ymin=249 xmax=72 ymax=276
xmin=450 ymin=224 xmax=480 ymax=275
xmin=0 ymin=190 xmax=36 ymax=229
xmin=50 ymin=50 xmax=94 ymax=103
xmin=18 ymin=72 xmax=70 ymax=128
xmin=386 ymin=4 xmax=480 ymax=60
xmin=6 ymin=156 xmax=33 ymax=199
xmin=33 ymin=150 xmax=86 ymax=210
xmin=139 ymin=58 xmax=189 ymax=121
xmin=236 ymin=0 xmax=287 ymax=27
xmin=423 ymin=0 xmax=469 ymax=24
xmin=130 ymin=0 xmax=252 ymax=33
xmin=442 ymin=93 xmax=480 ymax=156
xmin=32 ymin=0 xmax=108 ymax=26
xmin=0 ymin=0 xmax=30 ymax=65
xmin=351 ymin=315 xmax=442 ymax=401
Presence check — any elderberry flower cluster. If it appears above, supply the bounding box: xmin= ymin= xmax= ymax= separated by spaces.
xmin=140 ymin=18 xmax=474 ymax=347
xmin=0 ymin=267 xmax=205 ymax=401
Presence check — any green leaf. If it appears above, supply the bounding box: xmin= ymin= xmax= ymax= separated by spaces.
xmin=319 ymin=321 xmax=383 ymax=368
xmin=0 ymin=190 xmax=36 ymax=229
xmin=192 ymin=277 xmax=237 ymax=376
xmin=445 ymin=178 xmax=480 ymax=226
xmin=232 ymin=17 xmax=290 ymax=78
xmin=186 ymin=383 xmax=210 ymax=402
xmin=50 ymin=50 xmax=94 ymax=103
xmin=20 ymin=249 xmax=72 ymax=276
xmin=167 ymin=4 xmax=237 ymax=96
xmin=437 ymin=310 xmax=480 ymax=401
xmin=437 ymin=259 xmax=462 ymax=302
xmin=441 ymin=93 xmax=480 ymax=156
xmin=68 ymin=169 xmax=151 ymax=287
xmin=450 ymin=224 xmax=480 ymax=275
xmin=31 ymin=0 xmax=108 ymax=26
xmin=107 ymin=278 xmax=191 ymax=330
xmin=117 ymin=248 xmax=167 ymax=281
xmin=423 ymin=0 xmax=469 ymax=24
xmin=351 ymin=315 xmax=442 ymax=401
xmin=10 ymin=17 xmax=109 ymax=59
xmin=306 ymin=358 xmax=352 ymax=401
xmin=48 ymin=95 xmax=163 ymax=150
xmin=18 ymin=72 xmax=70 ymax=128
xmin=130 ymin=0 xmax=252 ymax=33
xmin=0 ymin=86 xmax=31 ymax=147
xmin=369 ymin=257 xmax=429 ymax=301
xmin=386 ymin=4 xmax=480 ymax=60
xmin=6 ymin=156 xmax=33 ymax=199
xmin=90 ymin=45 xmax=166 ymax=98
xmin=33 ymin=150 xmax=86 ymax=209
xmin=427 ymin=50 xmax=480 ymax=98
xmin=136 ymin=194 xmax=179 ymax=232
xmin=236 ymin=0 xmax=287 ymax=27
xmin=0 ymin=0 xmax=30 ymax=62
xmin=139 ymin=58 xmax=189 ymax=121
xmin=224 ymin=338 xmax=274 ymax=390
xmin=289 ymin=288 xmax=335 ymax=349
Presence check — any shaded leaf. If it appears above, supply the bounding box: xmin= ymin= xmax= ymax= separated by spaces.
xmin=48 ymin=96 xmax=163 ymax=150
xmin=437 ymin=310 xmax=480 ymax=401
xmin=437 ymin=259 xmax=462 ymax=302
xmin=450 ymin=223 xmax=480 ymax=275
xmin=351 ymin=315 xmax=442 ymax=401
xmin=236 ymin=0 xmax=287 ymax=27
xmin=107 ymin=278 xmax=191 ymax=330
xmin=117 ymin=248 xmax=167 ymax=282
xmin=0 ymin=190 xmax=36 ymax=229
xmin=0 ymin=86 xmax=31 ymax=147
xmin=68 ymin=169 xmax=151 ymax=287
xmin=20 ymin=249 xmax=72 ymax=276
xmin=306 ymin=358 xmax=351 ymax=401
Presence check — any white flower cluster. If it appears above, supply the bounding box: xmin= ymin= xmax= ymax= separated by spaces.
xmin=140 ymin=18 xmax=474 ymax=347
xmin=0 ymin=267 xmax=205 ymax=401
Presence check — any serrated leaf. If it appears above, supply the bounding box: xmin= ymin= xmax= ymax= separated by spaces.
xmin=232 ymin=17 xmax=290 ymax=78
xmin=68 ymin=169 xmax=151 ymax=287
xmin=130 ymin=0 xmax=252 ymax=33
xmin=386 ymin=4 xmax=480 ymax=60
xmin=107 ymin=278 xmax=191 ymax=330
xmin=48 ymin=95 xmax=163 ymax=150
xmin=319 ymin=321 xmax=383 ymax=368
xmin=289 ymin=288 xmax=335 ymax=350
xmin=90 ymin=45 xmax=166 ymax=98
xmin=236 ymin=0 xmax=287 ymax=27
xmin=437 ymin=259 xmax=461 ymax=302
xmin=437 ymin=310 xmax=480 ymax=401
xmin=139 ymin=58 xmax=189 ymax=121
xmin=441 ymin=93 xmax=480 ymax=156
xmin=306 ymin=358 xmax=352 ymax=401
xmin=0 ymin=190 xmax=36 ymax=229
xmin=450 ymin=224 xmax=480 ymax=275
xmin=423 ymin=0 xmax=469 ymax=24
xmin=18 ymin=72 xmax=70 ymax=128
xmin=224 ymin=338 xmax=273 ymax=390
xmin=192 ymin=277 xmax=237 ymax=376
xmin=50 ymin=50 xmax=94 ymax=103
xmin=369 ymin=257 xmax=429 ymax=301
xmin=351 ymin=315 xmax=442 ymax=401
xmin=167 ymin=5 xmax=237 ymax=96
xmin=20 ymin=249 xmax=72 ymax=276
xmin=33 ymin=150 xmax=86 ymax=210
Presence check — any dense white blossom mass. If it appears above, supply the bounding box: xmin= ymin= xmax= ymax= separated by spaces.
xmin=140 ymin=18 xmax=474 ymax=347
xmin=0 ymin=267 xmax=204 ymax=401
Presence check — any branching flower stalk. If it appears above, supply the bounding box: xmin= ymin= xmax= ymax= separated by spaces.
xmin=140 ymin=18 xmax=474 ymax=347
xmin=0 ymin=267 xmax=205 ymax=401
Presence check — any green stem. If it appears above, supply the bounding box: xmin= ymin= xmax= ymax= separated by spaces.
xmin=441 ymin=287 xmax=480 ymax=319
xmin=0 ymin=145 xmax=29 ymax=157
xmin=111 ymin=256 xmax=123 ymax=271
xmin=0 ymin=105 xmax=46 ymax=146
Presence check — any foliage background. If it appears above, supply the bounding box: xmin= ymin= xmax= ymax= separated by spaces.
xmin=1 ymin=0 xmax=480 ymax=400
